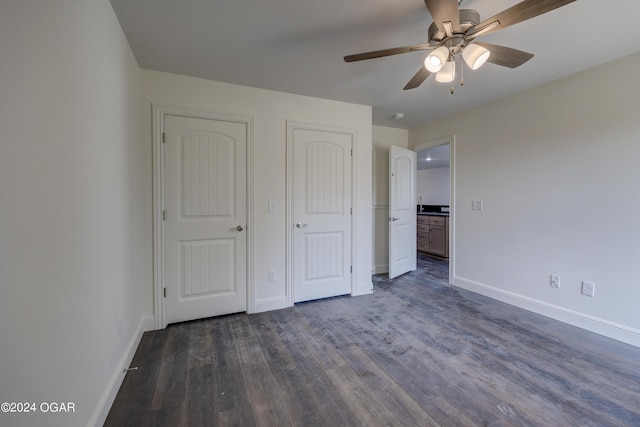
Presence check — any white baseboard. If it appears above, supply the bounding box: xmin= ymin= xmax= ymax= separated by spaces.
xmin=253 ymin=296 xmax=288 ymax=313
xmin=352 ymin=280 xmax=374 ymax=296
xmin=88 ymin=314 xmax=154 ymax=426
xmin=373 ymin=264 xmax=389 ymax=275
xmin=142 ymin=315 xmax=155 ymax=332
xmin=453 ymin=276 xmax=640 ymax=348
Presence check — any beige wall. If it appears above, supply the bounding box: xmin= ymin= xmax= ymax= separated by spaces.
xmin=0 ymin=1 xmax=145 ymax=425
xmin=409 ymin=52 xmax=640 ymax=346
xmin=140 ymin=70 xmax=374 ymax=315
xmin=372 ymin=126 xmax=409 ymax=274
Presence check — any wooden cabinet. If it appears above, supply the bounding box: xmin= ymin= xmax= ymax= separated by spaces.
xmin=417 ymin=215 xmax=449 ymax=258
xmin=429 ymin=219 xmax=447 ymax=257
xmin=416 ymin=216 xmax=431 ymax=253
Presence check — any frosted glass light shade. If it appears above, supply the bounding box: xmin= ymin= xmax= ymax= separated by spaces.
xmin=462 ymin=44 xmax=490 ymax=70
xmin=424 ymin=46 xmax=449 ymax=72
xmin=435 ymin=60 xmax=455 ymax=83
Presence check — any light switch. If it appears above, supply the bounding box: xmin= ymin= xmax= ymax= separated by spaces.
xmin=472 ymin=200 xmax=483 ymax=211
xmin=581 ymin=281 xmax=595 ymax=297
xmin=268 ymin=201 xmax=276 ymax=213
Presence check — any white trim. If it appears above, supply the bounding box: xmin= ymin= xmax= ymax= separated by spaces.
xmin=88 ymin=315 xmax=153 ymax=426
xmin=373 ymin=264 xmax=389 ymax=275
xmin=254 ymin=296 xmax=289 ymax=313
xmin=453 ymin=276 xmax=640 ymax=348
xmin=286 ymin=121 xmax=358 ymax=305
xmin=413 ymin=134 xmax=455 ymax=284
xmin=372 ymin=205 xmax=389 ymax=275
xmin=152 ymin=103 xmax=255 ymax=328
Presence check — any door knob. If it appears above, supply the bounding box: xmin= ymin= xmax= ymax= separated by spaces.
xmin=390 ymin=217 xmax=399 ymax=222
xmin=295 ymin=222 xmax=307 ymax=228
xmin=235 ymin=225 xmax=244 ymax=232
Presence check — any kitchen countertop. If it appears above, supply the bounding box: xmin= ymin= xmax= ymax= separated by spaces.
xmin=417 ymin=212 xmax=449 ymax=217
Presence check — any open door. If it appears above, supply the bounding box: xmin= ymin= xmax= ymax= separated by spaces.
xmin=389 ymin=145 xmax=417 ymax=279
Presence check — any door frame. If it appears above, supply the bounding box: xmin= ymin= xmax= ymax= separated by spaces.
xmin=286 ymin=121 xmax=357 ymax=306
xmin=152 ymin=103 xmax=254 ymax=329
xmin=413 ymin=134 xmax=455 ymax=283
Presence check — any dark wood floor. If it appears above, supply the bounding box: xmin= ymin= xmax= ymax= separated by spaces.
xmin=106 ymin=254 xmax=640 ymax=426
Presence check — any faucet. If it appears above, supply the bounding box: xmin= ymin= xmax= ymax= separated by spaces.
xmin=418 ymin=196 xmax=422 ymax=206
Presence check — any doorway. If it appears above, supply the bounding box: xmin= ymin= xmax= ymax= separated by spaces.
xmin=415 ymin=135 xmax=454 ymax=284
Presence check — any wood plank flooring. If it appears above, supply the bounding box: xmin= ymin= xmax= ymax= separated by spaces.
xmin=106 ymin=254 xmax=640 ymax=426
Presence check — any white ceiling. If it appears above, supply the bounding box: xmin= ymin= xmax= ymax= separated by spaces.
xmin=417 ymin=144 xmax=450 ymax=170
xmin=110 ymin=0 xmax=640 ymax=129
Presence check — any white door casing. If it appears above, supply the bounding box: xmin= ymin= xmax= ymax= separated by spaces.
xmin=289 ymin=124 xmax=353 ymax=303
xmin=163 ymin=114 xmax=248 ymax=324
xmin=389 ymin=145 xmax=417 ymax=279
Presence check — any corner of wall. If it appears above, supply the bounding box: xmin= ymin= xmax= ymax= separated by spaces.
xmin=88 ymin=314 xmax=153 ymax=426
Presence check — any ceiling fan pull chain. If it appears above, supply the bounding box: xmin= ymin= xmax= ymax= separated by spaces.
xmin=460 ymin=60 xmax=465 ymax=86
xmin=451 ymin=56 xmax=456 ymax=94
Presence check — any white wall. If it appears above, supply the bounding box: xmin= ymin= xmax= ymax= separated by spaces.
xmin=140 ymin=70 xmax=373 ymax=316
xmin=372 ymin=126 xmax=409 ymax=274
xmin=417 ymin=167 xmax=450 ymax=205
xmin=409 ymin=52 xmax=640 ymax=346
xmin=0 ymin=1 xmax=145 ymax=426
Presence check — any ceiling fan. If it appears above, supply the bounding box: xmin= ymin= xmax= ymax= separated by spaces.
xmin=344 ymin=0 xmax=576 ymax=91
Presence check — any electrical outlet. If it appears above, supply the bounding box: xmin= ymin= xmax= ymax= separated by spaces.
xmin=581 ymin=281 xmax=595 ymax=297
xmin=550 ymin=275 xmax=560 ymax=288
xmin=268 ymin=269 xmax=277 ymax=282
xmin=472 ymin=200 xmax=483 ymax=211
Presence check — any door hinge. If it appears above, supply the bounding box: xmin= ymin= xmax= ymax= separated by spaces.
xmin=350 ymin=266 xmax=353 ymax=273
xmin=163 ymin=287 xmax=166 ymax=298
xmin=163 ymin=210 xmax=166 ymax=221
xmin=350 ymin=207 xmax=352 ymax=215
xmin=162 ymin=132 xmax=166 ymax=143
xmin=350 ymin=148 xmax=353 ymax=157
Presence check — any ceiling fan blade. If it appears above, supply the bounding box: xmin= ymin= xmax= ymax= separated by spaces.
xmin=344 ymin=44 xmax=434 ymax=62
xmin=403 ymin=67 xmax=432 ymax=90
xmin=474 ymin=42 xmax=534 ymax=68
xmin=424 ymin=0 xmax=460 ymax=34
xmin=469 ymin=0 xmax=575 ymax=38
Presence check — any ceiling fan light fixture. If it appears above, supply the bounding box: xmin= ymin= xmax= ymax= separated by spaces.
xmin=435 ymin=59 xmax=455 ymax=83
xmin=424 ymin=46 xmax=449 ymax=72
xmin=462 ymin=44 xmax=490 ymax=70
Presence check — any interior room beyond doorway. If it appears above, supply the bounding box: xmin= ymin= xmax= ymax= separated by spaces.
xmin=416 ymin=143 xmax=451 ymax=281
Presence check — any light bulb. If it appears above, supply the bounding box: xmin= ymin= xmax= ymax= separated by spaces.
xmin=462 ymin=44 xmax=490 ymax=70
xmin=424 ymin=46 xmax=449 ymax=73
xmin=435 ymin=60 xmax=455 ymax=83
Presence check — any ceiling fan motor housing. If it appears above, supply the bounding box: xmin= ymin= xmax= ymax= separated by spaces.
xmin=428 ymin=9 xmax=480 ymax=55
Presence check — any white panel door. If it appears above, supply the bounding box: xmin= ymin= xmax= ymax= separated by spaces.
xmin=164 ymin=115 xmax=247 ymax=324
xmin=292 ymin=128 xmax=352 ymax=303
xmin=389 ymin=145 xmax=416 ymax=279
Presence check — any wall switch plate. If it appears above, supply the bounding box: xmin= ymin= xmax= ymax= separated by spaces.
xmin=268 ymin=269 xmax=277 ymax=282
xmin=472 ymin=200 xmax=483 ymax=211
xmin=550 ymin=275 xmax=560 ymax=288
xmin=268 ymin=201 xmax=276 ymax=213
xmin=581 ymin=281 xmax=595 ymax=297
